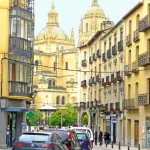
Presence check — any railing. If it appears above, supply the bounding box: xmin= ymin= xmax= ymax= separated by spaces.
xmin=131 ymin=61 xmax=139 ymax=73
xmin=102 ymin=52 xmax=107 ymax=62
xmin=107 ymin=49 xmax=111 ymax=59
xmin=90 ymin=101 xmax=94 ymax=108
xmin=118 ymin=40 xmax=123 ymax=51
xmin=9 ymin=81 xmax=29 ymax=96
xmin=102 ymin=78 xmax=106 ymax=86
xmin=124 ymin=98 xmax=139 ymax=109
xmin=110 ymin=103 xmax=114 ymax=111
xmin=126 ymin=34 xmax=132 ymax=46
xmin=80 ymin=102 xmax=86 ymax=108
xmin=106 ymin=76 xmax=111 ymax=85
xmin=81 ymin=60 xmax=87 ymax=67
xmin=81 ymin=80 xmax=86 ymax=87
xmin=125 ymin=64 xmax=132 ymax=76
xmin=105 ymin=103 xmax=108 ymax=111
xmin=139 ymin=15 xmax=150 ymax=32
xmin=112 ymin=45 xmax=117 ymax=55
xmin=96 ymin=74 xmax=101 ymax=82
xmin=89 ymin=78 xmax=92 ymax=86
xmin=138 ymin=93 xmax=149 ymax=105
xmin=115 ymin=102 xmax=120 ymax=110
xmin=93 ymin=53 xmax=97 ymax=61
xmin=111 ymin=73 xmax=116 ymax=83
xmin=133 ymin=29 xmax=139 ymax=42
xmin=74 ymin=102 xmax=80 ymax=109
xmin=97 ymin=49 xmax=101 ymax=58
xmin=92 ymin=77 xmax=96 ymax=84
xmin=100 ymin=104 xmax=105 ymax=112
xmin=86 ymin=102 xmax=89 ymax=108
xmin=116 ymin=71 xmax=123 ymax=81
xmin=89 ymin=56 xmax=93 ymax=64
xmin=138 ymin=51 xmax=150 ymax=67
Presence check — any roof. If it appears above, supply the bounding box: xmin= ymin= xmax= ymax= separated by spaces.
xmin=39 ymin=105 xmax=57 ymax=111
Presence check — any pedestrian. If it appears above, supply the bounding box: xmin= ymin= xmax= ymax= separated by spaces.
xmin=105 ymin=132 xmax=110 ymax=144
xmin=103 ymin=131 xmax=107 ymax=144
xmin=98 ymin=131 xmax=103 ymax=146
xmin=95 ymin=131 xmax=97 ymax=145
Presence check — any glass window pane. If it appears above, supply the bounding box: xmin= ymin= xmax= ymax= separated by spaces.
xmin=21 ymin=20 xmax=24 ymax=38
xmin=11 ymin=18 xmax=17 ymax=37
xmin=17 ymin=18 xmax=21 ymax=38
xmin=20 ymin=64 xmax=24 ymax=81
xmin=24 ymin=21 xmax=27 ymax=39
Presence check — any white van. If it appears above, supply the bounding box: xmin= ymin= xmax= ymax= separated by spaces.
xmin=71 ymin=127 xmax=94 ymax=142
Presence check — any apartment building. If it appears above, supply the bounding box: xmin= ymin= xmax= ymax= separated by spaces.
xmin=0 ymin=0 xmax=34 ymax=148
xmin=123 ymin=0 xmax=150 ymax=148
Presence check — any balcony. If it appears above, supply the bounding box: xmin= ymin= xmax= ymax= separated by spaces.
xmin=116 ymin=71 xmax=123 ymax=81
xmin=81 ymin=60 xmax=87 ymax=67
xmin=110 ymin=103 xmax=114 ymax=111
xmin=93 ymin=53 xmax=97 ymax=61
xmin=80 ymin=102 xmax=86 ymax=108
xmin=111 ymin=73 xmax=116 ymax=83
xmin=90 ymin=101 xmax=94 ymax=108
xmin=81 ymin=80 xmax=86 ymax=88
xmin=138 ymin=93 xmax=149 ymax=106
xmin=9 ymin=81 xmax=30 ymax=97
xmin=89 ymin=78 xmax=92 ymax=86
xmin=86 ymin=102 xmax=89 ymax=108
xmin=96 ymin=74 xmax=101 ymax=82
xmin=107 ymin=49 xmax=111 ymax=59
xmin=124 ymin=98 xmax=138 ymax=110
xmin=92 ymin=77 xmax=96 ymax=85
xmin=74 ymin=102 xmax=80 ymax=110
xmin=138 ymin=51 xmax=150 ymax=67
xmin=95 ymin=100 xmax=101 ymax=107
xmin=9 ymin=37 xmax=33 ymax=58
xmin=124 ymin=64 xmax=132 ymax=76
xmin=105 ymin=103 xmax=108 ymax=112
xmin=139 ymin=15 xmax=150 ymax=32
xmin=97 ymin=49 xmax=101 ymax=58
xmin=131 ymin=61 xmax=139 ymax=73
xmin=106 ymin=76 xmax=111 ymax=85
xmin=102 ymin=78 xmax=106 ymax=86
xmin=126 ymin=34 xmax=132 ymax=46
xmin=118 ymin=40 xmax=123 ymax=52
xmin=115 ymin=102 xmax=121 ymax=111
xmin=100 ymin=104 xmax=105 ymax=112
xmin=112 ymin=45 xmax=117 ymax=55
xmin=89 ymin=56 xmax=93 ymax=64
xmin=102 ymin=52 xmax=107 ymax=62
xmin=133 ymin=29 xmax=139 ymax=42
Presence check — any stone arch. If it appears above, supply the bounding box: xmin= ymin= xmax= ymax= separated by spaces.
xmin=80 ymin=111 xmax=88 ymax=127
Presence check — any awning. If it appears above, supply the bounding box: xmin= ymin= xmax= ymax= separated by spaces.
xmin=5 ymin=107 xmax=34 ymax=112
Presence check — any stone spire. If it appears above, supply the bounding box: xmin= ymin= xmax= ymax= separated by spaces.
xmin=79 ymin=17 xmax=83 ymax=34
xmin=92 ymin=0 xmax=99 ymax=6
xmin=70 ymin=28 xmax=75 ymax=44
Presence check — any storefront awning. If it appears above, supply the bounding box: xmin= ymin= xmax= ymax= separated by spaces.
xmin=4 ymin=107 xmax=34 ymax=112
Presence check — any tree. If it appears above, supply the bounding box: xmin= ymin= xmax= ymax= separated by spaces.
xmin=26 ymin=109 xmax=43 ymax=126
xmin=83 ymin=114 xmax=88 ymax=125
xmin=50 ymin=103 xmax=77 ymax=127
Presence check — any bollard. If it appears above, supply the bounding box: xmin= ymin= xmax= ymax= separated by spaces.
xmin=119 ymin=142 xmax=120 ymax=150
xmin=128 ymin=145 xmax=130 ymax=150
xmin=111 ymin=141 xmax=113 ymax=148
xmin=106 ymin=140 xmax=107 ymax=147
xmin=138 ymin=144 xmax=140 ymax=150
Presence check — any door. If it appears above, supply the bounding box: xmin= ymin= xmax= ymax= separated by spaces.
xmin=134 ymin=120 xmax=139 ymax=146
xmin=113 ymin=123 xmax=116 ymax=143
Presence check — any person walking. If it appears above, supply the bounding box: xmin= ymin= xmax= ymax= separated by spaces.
xmin=98 ymin=131 xmax=103 ymax=146
xmin=105 ymin=132 xmax=110 ymax=144
xmin=95 ymin=131 xmax=98 ymax=145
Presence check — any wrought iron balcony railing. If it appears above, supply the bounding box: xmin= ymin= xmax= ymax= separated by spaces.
xmin=97 ymin=49 xmax=101 ymax=58
xmin=131 ymin=61 xmax=139 ymax=73
xmin=115 ymin=102 xmax=120 ymax=111
xmin=89 ymin=78 xmax=92 ymax=86
xmin=138 ymin=93 xmax=149 ymax=106
xmin=116 ymin=71 xmax=123 ymax=81
xmin=124 ymin=98 xmax=139 ymax=109
xmin=110 ymin=103 xmax=114 ymax=111
xmin=93 ymin=53 xmax=97 ymax=61
xmin=126 ymin=34 xmax=132 ymax=46
xmin=139 ymin=15 xmax=150 ymax=32
xmin=107 ymin=49 xmax=111 ymax=59
xmin=105 ymin=103 xmax=108 ymax=111
xmin=106 ymin=76 xmax=111 ymax=85
xmin=138 ymin=51 xmax=150 ymax=67
xmin=81 ymin=80 xmax=87 ymax=87
xmin=112 ymin=45 xmax=117 ymax=55
xmin=86 ymin=102 xmax=89 ymax=108
xmin=92 ymin=77 xmax=96 ymax=84
xmin=80 ymin=102 xmax=86 ymax=108
xmin=133 ymin=29 xmax=139 ymax=42
xmin=118 ymin=40 xmax=123 ymax=52
xmin=74 ymin=102 xmax=80 ymax=110
xmin=111 ymin=73 xmax=116 ymax=83
xmin=96 ymin=74 xmax=101 ymax=82
xmin=102 ymin=78 xmax=106 ymax=86
xmin=89 ymin=56 xmax=93 ymax=64
xmin=125 ymin=64 xmax=132 ymax=76
xmin=102 ymin=52 xmax=107 ymax=62
xmin=81 ymin=60 xmax=87 ymax=67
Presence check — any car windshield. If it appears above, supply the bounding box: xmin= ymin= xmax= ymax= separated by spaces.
xmin=76 ymin=133 xmax=88 ymax=141
xmin=18 ymin=133 xmax=49 ymax=142
xmin=74 ymin=129 xmax=91 ymax=138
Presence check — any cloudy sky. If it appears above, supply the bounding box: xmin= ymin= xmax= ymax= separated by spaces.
xmin=34 ymin=0 xmax=140 ymax=45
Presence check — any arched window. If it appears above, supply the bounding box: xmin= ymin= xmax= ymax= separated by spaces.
xmin=62 ymin=96 xmax=65 ymax=105
xmin=66 ymin=62 xmax=68 ymax=70
xmin=56 ymin=96 xmax=60 ymax=104
xmin=53 ymin=81 xmax=55 ymax=86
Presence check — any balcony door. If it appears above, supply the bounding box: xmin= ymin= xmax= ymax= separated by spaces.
xmin=134 ymin=120 xmax=139 ymax=146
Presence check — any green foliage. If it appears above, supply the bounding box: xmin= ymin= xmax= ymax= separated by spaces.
xmin=50 ymin=103 xmax=77 ymax=127
xmin=83 ymin=114 xmax=88 ymax=125
xmin=26 ymin=109 xmax=43 ymax=126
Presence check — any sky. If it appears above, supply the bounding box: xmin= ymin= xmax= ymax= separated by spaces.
xmin=34 ymin=0 xmax=140 ymax=45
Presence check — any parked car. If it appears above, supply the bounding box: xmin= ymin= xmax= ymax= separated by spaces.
xmin=12 ymin=131 xmax=68 ymax=150
xmin=75 ymin=131 xmax=92 ymax=150
xmin=44 ymin=128 xmax=81 ymax=150
xmin=70 ymin=127 xmax=94 ymax=143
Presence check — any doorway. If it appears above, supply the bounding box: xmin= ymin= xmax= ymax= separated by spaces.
xmin=134 ymin=120 xmax=139 ymax=146
xmin=113 ymin=123 xmax=116 ymax=143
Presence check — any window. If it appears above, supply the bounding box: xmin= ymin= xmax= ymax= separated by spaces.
xmin=56 ymin=96 xmax=60 ymax=104
xmin=53 ymin=81 xmax=55 ymax=86
xmin=66 ymin=62 xmax=68 ymax=70
xmin=84 ymin=51 xmax=86 ymax=60
xmin=62 ymin=96 xmax=65 ymax=105
xmin=109 ymin=39 xmax=111 ymax=49
xmin=86 ymin=23 xmax=88 ymax=32
xmin=83 ymin=93 xmax=86 ymax=103
xmin=11 ymin=18 xmax=17 ymax=37
xmin=48 ymin=80 xmax=51 ymax=87
xmin=120 ymin=30 xmax=123 ymax=41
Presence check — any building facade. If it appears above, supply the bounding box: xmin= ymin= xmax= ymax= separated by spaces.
xmin=0 ymin=0 xmax=34 ymax=148
xmin=33 ymin=3 xmax=78 ymax=111
xmin=123 ymin=0 xmax=150 ymax=148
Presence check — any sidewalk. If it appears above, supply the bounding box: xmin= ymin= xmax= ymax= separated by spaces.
xmin=0 ymin=148 xmax=11 ymax=150
xmin=93 ymin=143 xmax=145 ymax=150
